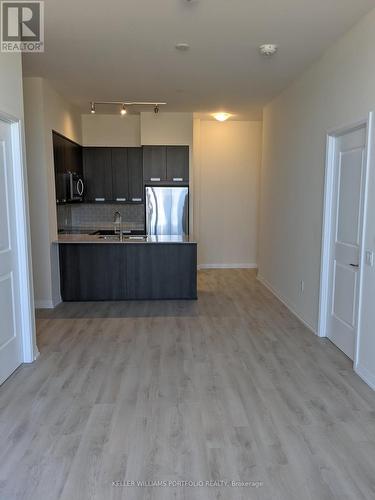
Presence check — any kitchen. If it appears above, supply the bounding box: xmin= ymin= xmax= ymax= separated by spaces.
xmin=53 ymin=124 xmax=197 ymax=301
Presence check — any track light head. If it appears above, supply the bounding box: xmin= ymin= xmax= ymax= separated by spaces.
xmin=120 ymin=104 xmax=127 ymax=116
xmin=90 ymin=102 xmax=96 ymax=114
xmin=154 ymin=105 xmax=159 ymax=114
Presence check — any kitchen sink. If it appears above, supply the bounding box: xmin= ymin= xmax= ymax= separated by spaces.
xmin=90 ymin=229 xmax=146 ymax=236
xmin=97 ymin=234 xmax=148 ymax=241
xmin=90 ymin=230 xmax=117 ymax=236
xmin=98 ymin=235 xmax=121 ymax=240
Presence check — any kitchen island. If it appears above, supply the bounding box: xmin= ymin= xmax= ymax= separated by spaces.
xmin=56 ymin=234 xmax=197 ymax=301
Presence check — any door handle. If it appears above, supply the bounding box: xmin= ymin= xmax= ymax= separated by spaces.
xmin=150 ymin=177 xmax=161 ymax=182
xmin=173 ymin=177 xmax=183 ymax=182
xmin=95 ymin=198 xmax=105 ymax=202
xmin=132 ymin=198 xmax=142 ymax=202
xmin=350 ymin=264 xmax=359 ymax=268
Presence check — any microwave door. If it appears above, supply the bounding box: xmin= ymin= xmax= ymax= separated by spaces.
xmin=69 ymin=172 xmax=84 ymax=201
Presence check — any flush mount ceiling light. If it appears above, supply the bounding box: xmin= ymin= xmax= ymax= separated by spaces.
xmin=259 ymin=44 xmax=278 ymax=56
xmin=89 ymin=101 xmax=167 ymax=115
xmin=175 ymin=42 xmax=190 ymax=51
xmin=213 ymin=112 xmax=231 ymax=122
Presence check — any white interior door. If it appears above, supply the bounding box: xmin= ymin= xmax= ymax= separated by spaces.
xmin=0 ymin=120 xmax=23 ymax=384
xmin=327 ymin=125 xmax=367 ymax=360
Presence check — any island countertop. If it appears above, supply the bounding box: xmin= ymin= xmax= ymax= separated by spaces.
xmin=55 ymin=234 xmax=196 ymax=244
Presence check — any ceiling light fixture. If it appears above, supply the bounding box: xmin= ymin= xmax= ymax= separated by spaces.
xmin=89 ymin=101 xmax=167 ymax=115
xmin=213 ymin=112 xmax=231 ymax=122
xmin=259 ymin=44 xmax=278 ymax=56
xmin=154 ymin=105 xmax=159 ymax=114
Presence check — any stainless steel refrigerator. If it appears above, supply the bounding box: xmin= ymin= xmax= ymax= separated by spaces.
xmin=145 ymin=186 xmax=189 ymax=236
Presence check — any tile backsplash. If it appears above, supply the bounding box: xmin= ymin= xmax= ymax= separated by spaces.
xmin=57 ymin=203 xmax=145 ymax=232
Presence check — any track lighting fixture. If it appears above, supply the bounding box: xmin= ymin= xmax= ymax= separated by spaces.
xmin=89 ymin=101 xmax=166 ymax=115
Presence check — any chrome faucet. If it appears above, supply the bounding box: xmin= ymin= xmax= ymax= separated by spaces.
xmin=113 ymin=211 xmax=122 ymax=241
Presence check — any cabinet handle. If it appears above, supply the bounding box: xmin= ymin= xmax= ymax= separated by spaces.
xmin=150 ymin=177 xmax=161 ymax=182
xmin=132 ymin=198 xmax=142 ymax=202
xmin=173 ymin=177 xmax=183 ymax=182
xmin=95 ymin=197 xmax=105 ymax=202
xmin=116 ymin=197 xmax=126 ymax=202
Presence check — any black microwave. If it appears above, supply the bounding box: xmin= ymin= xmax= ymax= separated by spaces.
xmin=67 ymin=172 xmax=84 ymax=201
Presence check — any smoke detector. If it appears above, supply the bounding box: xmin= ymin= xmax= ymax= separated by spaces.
xmin=259 ymin=44 xmax=278 ymax=56
xmin=175 ymin=42 xmax=190 ymax=51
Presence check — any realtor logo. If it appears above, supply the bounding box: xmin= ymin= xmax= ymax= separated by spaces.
xmin=1 ymin=1 xmax=44 ymax=52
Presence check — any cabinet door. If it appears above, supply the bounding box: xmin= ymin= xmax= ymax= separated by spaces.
xmin=65 ymin=140 xmax=83 ymax=176
xmin=111 ymin=148 xmax=129 ymax=202
xmin=128 ymin=147 xmax=143 ymax=202
xmin=83 ymin=148 xmax=112 ymax=201
xmin=166 ymin=146 xmax=189 ymax=182
xmin=143 ymin=146 xmax=167 ymax=182
xmin=52 ymin=132 xmax=67 ymax=203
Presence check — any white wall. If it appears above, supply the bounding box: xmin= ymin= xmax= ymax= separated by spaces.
xmin=194 ymin=120 xmax=262 ymax=268
xmin=0 ymin=53 xmax=24 ymax=117
xmin=141 ymin=112 xmax=193 ymax=146
xmin=82 ymin=112 xmax=193 ymax=147
xmin=23 ymin=77 xmax=82 ymax=307
xmin=0 ymin=53 xmax=37 ymax=358
xmin=259 ymin=8 xmax=375 ymax=388
xmin=82 ymin=114 xmax=140 ymax=146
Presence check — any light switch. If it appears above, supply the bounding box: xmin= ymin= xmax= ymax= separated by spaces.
xmin=366 ymin=251 xmax=374 ymax=267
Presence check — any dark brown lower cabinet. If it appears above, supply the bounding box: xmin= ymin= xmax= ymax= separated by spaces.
xmin=59 ymin=243 xmax=197 ymax=301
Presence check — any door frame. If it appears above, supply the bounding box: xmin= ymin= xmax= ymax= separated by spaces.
xmin=0 ymin=110 xmax=38 ymax=365
xmin=318 ymin=112 xmax=373 ymax=368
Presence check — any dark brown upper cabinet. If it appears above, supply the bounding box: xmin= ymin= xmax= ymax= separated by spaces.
xmin=52 ymin=131 xmax=83 ymax=204
xmin=143 ymin=145 xmax=189 ymax=184
xmin=64 ymin=138 xmax=83 ymax=175
xmin=143 ymin=146 xmax=167 ymax=182
xmin=127 ymin=147 xmax=143 ymax=202
xmin=166 ymin=146 xmax=189 ymax=183
xmin=111 ymin=147 xmax=143 ymax=203
xmin=83 ymin=148 xmax=112 ymax=202
xmin=111 ymin=148 xmax=128 ymax=202
xmin=82 ymin=147 xmax=143 ymax=203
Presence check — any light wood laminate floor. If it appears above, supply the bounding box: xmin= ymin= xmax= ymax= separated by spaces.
xmin=1 ymin=270 xmax=375 ymax=500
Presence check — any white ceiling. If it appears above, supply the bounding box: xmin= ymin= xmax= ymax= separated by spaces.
xmin=22 ymin=0 xmax=375 ymax=120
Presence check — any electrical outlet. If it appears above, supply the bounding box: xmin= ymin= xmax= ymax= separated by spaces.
xmin=300 ymin=280 xmax=305 ymax=293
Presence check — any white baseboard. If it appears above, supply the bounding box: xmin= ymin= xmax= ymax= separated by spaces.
xmin=198 ymin=263 xmax=258 ymax=270
xmin=355 ymin=364 xmax=375 ymax=391
xmin=23 ymin=347 xmax=40 ymax=364
xmin=257 ymin=273 xmax=317 ymax=335
xmin=34 ymin=298 xmax=61 ymax=309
